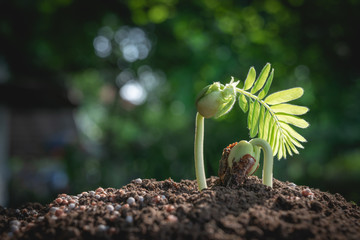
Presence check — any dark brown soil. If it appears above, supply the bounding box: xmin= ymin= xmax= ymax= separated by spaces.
xmin=1 ymin=176 xmax=359 ymax=240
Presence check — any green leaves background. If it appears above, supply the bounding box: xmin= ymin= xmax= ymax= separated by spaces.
xmin=237 ymin=63 xmax=309 ymax=160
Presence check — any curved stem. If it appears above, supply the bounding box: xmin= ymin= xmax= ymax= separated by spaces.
xmin=194 ymin=112 xmax=207 ymax=191
xmin=249 ymin=138 xmax=273 ymax=187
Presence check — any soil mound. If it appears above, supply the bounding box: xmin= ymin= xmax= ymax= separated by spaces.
xmin=1 ymin=176 xmax=359 ymax=239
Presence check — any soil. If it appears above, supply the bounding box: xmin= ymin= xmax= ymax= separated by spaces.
xmin=1 ymin=176 xmax=359 ymax=240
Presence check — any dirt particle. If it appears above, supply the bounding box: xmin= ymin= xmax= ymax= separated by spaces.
xmin=126 ymin=215 xmax=133 ymax=223
xmin=166 ymin=215 xmax=178 ymax=223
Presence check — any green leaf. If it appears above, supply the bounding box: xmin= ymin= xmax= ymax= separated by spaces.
xmin=238 ymin=94 xmax=248 ymax=113
xmin=243 ymin=67 xmax=256 ymax=90
xmin=279 ymin=122 xmax=307 ymax=142
xmin=277 ymin=113 xmax=309 ymax=128
xmin=250 ymin=101 xmax=261 ymax=138
xmin=214 ymin=96 xmax=236 ymax=118
xmin=247 ymin=100 xmax=254 ymax=130
xmin=258 ymin=68 xmax=274 ymax=99
xmin=251 ymin=63 xmax=271 ymax=94
xmin=262 ymin=111 xmax=271 ymax=142
xmin=264 ymin=87 xmax=304 ymax=105
xmin=271 ymin=104 xmax=309 ymax=115
xmin=247 ymin=100 xmax=255 ymax=134
xmin=258 ymin=106 xmax=266 ymax=138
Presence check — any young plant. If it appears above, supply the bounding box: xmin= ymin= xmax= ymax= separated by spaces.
xmin=194 ymin=63 xmax=309 ymax=190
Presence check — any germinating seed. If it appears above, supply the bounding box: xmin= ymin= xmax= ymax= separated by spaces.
xmin=127 ymin=197 xmax=135 ymax=205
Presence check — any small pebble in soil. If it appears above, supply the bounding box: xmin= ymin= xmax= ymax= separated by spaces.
xmin=97 ymin=224 xmax=108 ymax=232
xmin=127 ymin=197 xmax=135 ymax=205
xmin=126 ymin=215 xmax=133 ymax=223
xmin=134 ymin=178 xmax=142 ymax=184
xmin=55 ymin=198 xmax=63 ymax=204
xmin=49 ymin=207 xmax=58 ymax=213
xmin=115 ymin=204 xmax=122 ymax=210
xmin=288 ymin=183 xmax=297 ymax=188
xmin=166 ymin=215 xmax=178 ymax=223
xmin=9 ymin=220 xmax=21 ymax=232
xmin=106 ymin=204 xmax=114 ymax=211
xmin=165 ymin=205 xmax=175 ymax=212
xmin=89 ymin=191 xmax=95 ymax=196
xmin=95 ymin=194 xmax=101 ymax=200
xmin=302 ymin=188 xmax=314 ymax=199
xmin=153 ymin=195 xmax=161 ymax=203
xmin=138 ymin=196 xmax=144 ymax=202
xmin=161 ymin=195 xmax=167 ymax=200
xmin=55 ymin=209 xmax=64 ymax=217
xmin=69 ymin=203 xmax=76 ymax=209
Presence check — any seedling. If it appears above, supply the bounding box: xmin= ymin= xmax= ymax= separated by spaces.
xmin=194 ymin=63 xmax=309 ymax=190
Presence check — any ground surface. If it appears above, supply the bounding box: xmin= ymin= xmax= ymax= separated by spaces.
xmin=0 ymin=176 xmax=359 ymax=240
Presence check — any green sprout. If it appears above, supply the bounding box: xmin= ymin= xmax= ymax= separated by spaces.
xmin=194 ymin=63 xmax=309 ymax=191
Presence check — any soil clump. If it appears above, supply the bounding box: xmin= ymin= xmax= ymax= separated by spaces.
xmin=1 ymin=176 xmax=359 ymax=239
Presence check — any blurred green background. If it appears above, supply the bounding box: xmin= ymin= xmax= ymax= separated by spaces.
xmin=0 ymin=0 xmax=359 ymax=207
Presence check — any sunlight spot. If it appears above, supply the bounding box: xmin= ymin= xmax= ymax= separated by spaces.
xmin=93 ymin=36 xmax=112 ymax=58
xmin=119 ymin=81 xmax=147 ymax=105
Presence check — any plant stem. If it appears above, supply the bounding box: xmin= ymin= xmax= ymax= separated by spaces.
xmin=194 ymin=112 xmax=207 ymax=191
xmin=249 ymin=138 xmax=273 ymax=187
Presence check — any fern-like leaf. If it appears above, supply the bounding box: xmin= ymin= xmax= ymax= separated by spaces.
xmin=236 ymin=63 xmax=309 ymax=160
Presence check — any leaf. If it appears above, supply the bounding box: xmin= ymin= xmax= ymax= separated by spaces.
xmin=238 ymin=94 xmax=248 ymax=113
xmin=262 ymin=111 xmax=271 ymax=142
xmin=279 ymin=122 xmax=307 ymax=142
xmin=264 ymin=87 xmax=304 ymax=105
xmin=243 ymin=67 xmax=256 ymax=90
xmin=234 ymin=64 xmax=309 ymax=160
xmin=247 ymin=100 xmax=255 ymax=131
xmin=251 ymin=63 xmax=271 ymax=94
xmin=271 ymin=104 xmax=309 ymax=115
xmin=250 ymin=101 xmax=261 ymax=138
xmin=214 ymin=96 xmax=236 ymax=118
xmin=277 ymin=114 xmax=310 ymax=128
xmin=258 ymin=106 xmax=266 ymax=138
xmin=258 ymin=68 xmax=274 ymax=99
